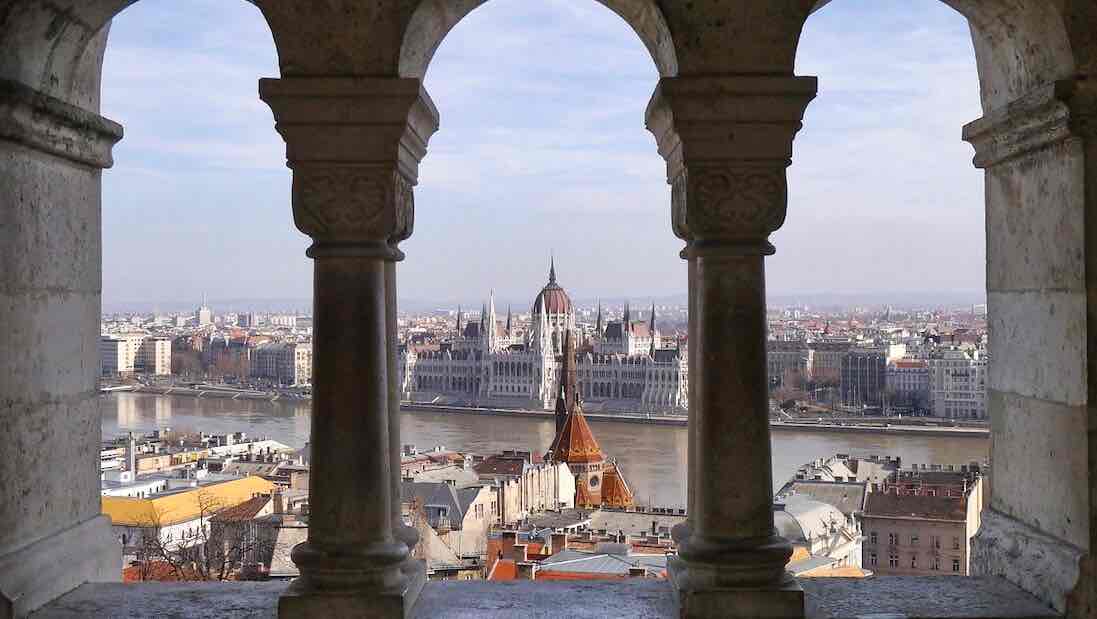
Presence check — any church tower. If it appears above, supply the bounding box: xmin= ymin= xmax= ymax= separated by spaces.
xmin=546 ymin=328 xmax=633 ymax=509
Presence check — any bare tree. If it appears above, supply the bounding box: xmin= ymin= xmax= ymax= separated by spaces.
xmin=404 ymin=497 xmax=430 ymax=564
xmin=171 ymin=350 xmax=203 ymax=378
xmin=131 ymin=489 xmax=273 ymax=581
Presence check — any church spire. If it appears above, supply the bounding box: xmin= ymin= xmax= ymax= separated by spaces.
xmin=595 ymin=300 xmax=603 ymax=338
xmin=623 ymin=301 xmax=631 ymax=333
xmin=553 ymin=376 xmax=567 ymax=436
xmin=649 ymin=302 xmax=657 ymax=336
xmin=506 ymin=304 xmax=512 ymax=336
xmin=548 ymin=255 xmax=557 ymax=285
xmin=456 ymin=305 xmax=463 ymax=334
xmin=487 ymin=290 xmax=498 ymax=351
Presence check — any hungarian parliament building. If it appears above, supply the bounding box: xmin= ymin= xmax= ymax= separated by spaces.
xmin=398 ymin=263 xmax=688 ymax=414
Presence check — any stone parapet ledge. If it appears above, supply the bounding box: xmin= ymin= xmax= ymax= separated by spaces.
xmin=32 ymin=576 xmax=1060 ymax=619
xmin=971 ymin=508 xmax=1086 ymax=616
xmin=0 ymin=78 xmax=122 ymax=169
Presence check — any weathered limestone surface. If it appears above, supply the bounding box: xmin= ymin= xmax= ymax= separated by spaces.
xmin=33 ymin=578 xmax=1060 ymax=619
xmin=963 ymin=78 xmax=1094 ymax=617
xmin=987 ymin=390 xmax=1090 ymax=547
xmin=0 ymin=79 xmax=121 ymax=618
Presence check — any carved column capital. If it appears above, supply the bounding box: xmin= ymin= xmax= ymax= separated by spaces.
xmin=290 ymin=163 xmax=414 ymax=258
xmin=963 ymin=79 xmax=1097 ymax=169
xmin=647 ymin=76 xmax=816 ymax=255
xmin=260 ymin=77 xmax=438 ymax=259
xmin=0 ymin=78 xmax=122 ymax=168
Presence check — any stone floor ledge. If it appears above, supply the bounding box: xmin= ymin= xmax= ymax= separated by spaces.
xmin=30 ymin=576 xmax=1060 ymax=619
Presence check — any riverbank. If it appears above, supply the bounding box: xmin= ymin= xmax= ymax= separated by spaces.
xmin=115 ymin=384 xmax=310 ymax=401
xmin=399 ymin=403 xmax=989 ymax=438
xmin=102 ymin=387 xmax=989 ymax=438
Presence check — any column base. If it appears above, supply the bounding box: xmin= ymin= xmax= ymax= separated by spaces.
xmin=279 ymin=558 xmax=427 ymax=619
xmin=668 ymin=556 xmax=806 ymax=619
xmin=0 ymin=514 xmax=120 ymax=619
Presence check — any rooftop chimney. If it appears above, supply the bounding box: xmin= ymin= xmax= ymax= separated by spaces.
xmin=551 ymin=533 xmax=567 ymax=554
xmin=516 ymin=562 xmax=537 ymax=580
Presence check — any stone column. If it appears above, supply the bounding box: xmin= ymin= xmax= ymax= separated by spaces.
xmin=0 ymin=78 xmax=123 ymax=618
xmin=647 ymin=76 xmax=816 ymax=619
xmin=388 ymin=258 xmax=419 ymax=551
xmin=260 ymin=77 xmax=438 ymax=619
xmin=964 ymin=80 xmax=1095 ymax=616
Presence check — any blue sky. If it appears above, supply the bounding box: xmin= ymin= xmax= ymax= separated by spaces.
xmin=101 ymin=0 xmax=984 ymax=308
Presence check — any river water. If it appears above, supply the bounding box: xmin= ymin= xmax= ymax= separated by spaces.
xmin=102 ymin=393 xmax=989 ymax=508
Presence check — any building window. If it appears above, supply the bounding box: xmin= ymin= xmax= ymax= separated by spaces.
xmin=953 ymin=536 xmax=961 ymax=550
xmin=910 ymin=534 xmax=919 ymax=546
xmin=869 ymin=553 xmax=877 ymax=566
xmin=932 ymin=557 xmax=941 ymax=571
xmin=932 ymin=535 xmax=941 ymax=549
xmin=869 ymin=531 xmax=877 ymax=545
xmin=888 ymin=532 xmax=898 ymax=546
xmin=911 ymin=555 xmax=918 ymax=569
xmin=889 ymin=554 xmax=899 ymax=568
xmin=952 ymin=559 xmax=961 ymax=573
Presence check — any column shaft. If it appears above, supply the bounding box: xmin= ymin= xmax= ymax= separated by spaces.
xmin=299 ymin=256 xmax=405 ymax=589
xmin=387 ymin=261 xmax=419 ymax=549
xmin=692 ymin=254 xmax=773 ymax=540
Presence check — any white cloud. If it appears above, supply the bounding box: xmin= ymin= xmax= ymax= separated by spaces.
xmin=100 ymin=0 xmax=988 ymax=304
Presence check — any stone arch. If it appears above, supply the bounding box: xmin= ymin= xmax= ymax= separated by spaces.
xmin=397 ymin=0 xmax=678 ymax=79
xmin=809 ymin=0 xmax=1075 ymax=112
xmin=0 ymin=0 xmax=276 ymax=111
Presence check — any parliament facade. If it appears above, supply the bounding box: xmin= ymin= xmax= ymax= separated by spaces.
xmin=398 ymin=263 xmax=688 ymax=414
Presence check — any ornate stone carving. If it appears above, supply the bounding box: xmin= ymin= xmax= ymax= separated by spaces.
xmin=683 ymin=165 xmax=787 ymax=242
xmin=670 ymin=170 xmax=691 ymax=242
xmin=292 ymin=165 xmax=415 ymax=246
xmin=391 ymin=173 xmax=415 ymax=244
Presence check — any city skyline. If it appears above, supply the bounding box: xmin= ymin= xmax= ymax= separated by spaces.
xmin=102 ymin=0 xmax=983 ymax=306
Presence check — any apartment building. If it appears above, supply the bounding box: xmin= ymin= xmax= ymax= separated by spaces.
xmin=251 ymin=342 xmax=312 ymax=386
xmin=929 ymin=347 xmax=987 ymax=419
xmin=101 ymin=334 xmax=172 ymax=376
xmin=861 ymin=467 xmax=984 ymax=576
xmin=886 ymin=359 xmax=931 ymax=412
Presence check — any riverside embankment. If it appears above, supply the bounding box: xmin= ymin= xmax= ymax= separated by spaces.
xmin=106 ymin=385 xmax=988 ymax=438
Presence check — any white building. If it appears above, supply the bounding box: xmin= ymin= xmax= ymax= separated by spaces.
xmin=137 ymin=337 xmax=172 ymax=375
xmin=886 ymin=358 xmax=931 ymax=412
xmin=196 ymin=304 xmax=212 ymax=326
xmin=101 ymin=334 xmax=172 ymax=376
xmin=929 ymin=347 xmax=987 ymax=419
xmin=399 ymin=262 xmax=688 ymax=414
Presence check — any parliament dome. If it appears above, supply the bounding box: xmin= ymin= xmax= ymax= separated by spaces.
xmin=532 ymin=260 xmax=572 ymax=315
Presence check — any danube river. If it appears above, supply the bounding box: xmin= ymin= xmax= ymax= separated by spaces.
xmin=102 ymin=393 xmax=989 ymax=508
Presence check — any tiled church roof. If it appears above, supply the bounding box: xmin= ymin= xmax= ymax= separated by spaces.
xmin=548 ymin=400 xmax=604 ymax=465
xmin=599 ymin=463 xmax=634 ymax=508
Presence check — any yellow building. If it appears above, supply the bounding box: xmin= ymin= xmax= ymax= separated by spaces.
xmin=103 ymin=476 xmax=276 ymax=529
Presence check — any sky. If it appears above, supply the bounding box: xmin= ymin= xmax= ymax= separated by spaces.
xmin=100 ymin=0 xmax=985 ymax=310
